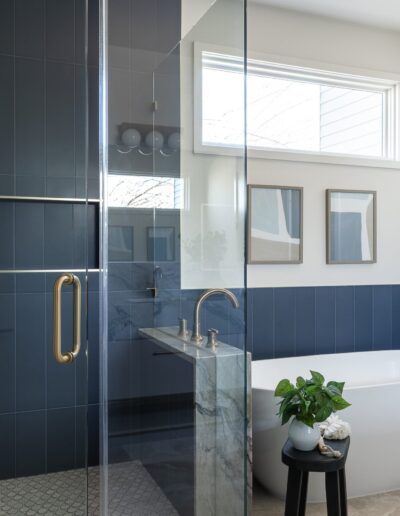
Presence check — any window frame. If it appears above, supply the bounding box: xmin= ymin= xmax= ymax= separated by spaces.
xmin=194 ymin=42 xmax=400 ymax=169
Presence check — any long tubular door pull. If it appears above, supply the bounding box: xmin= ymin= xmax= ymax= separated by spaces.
xmin=53 ymin=273 xmax=82 ymax=364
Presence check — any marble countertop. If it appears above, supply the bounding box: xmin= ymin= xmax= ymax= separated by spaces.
xmin=139 ymin=326 xmax=245 ymax=364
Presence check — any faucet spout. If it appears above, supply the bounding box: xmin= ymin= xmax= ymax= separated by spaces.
xmin=191 ymin=288 xmax=239 ymax=343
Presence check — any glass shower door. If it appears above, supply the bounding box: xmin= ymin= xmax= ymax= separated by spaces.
xmin=0 ymin=1 xmax=97 ymax=514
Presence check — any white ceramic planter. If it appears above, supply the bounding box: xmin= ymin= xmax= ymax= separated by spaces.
xmin=288 ymin=419 xmax=320 ymax=451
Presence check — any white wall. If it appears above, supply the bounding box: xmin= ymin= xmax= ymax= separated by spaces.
xmin=247 ymin=4 xmax=400 ymax=288
xmin=180 ymin=0 xmax=246 ymax=289
xmin=181 ymin=0 xmax=215 ymax=38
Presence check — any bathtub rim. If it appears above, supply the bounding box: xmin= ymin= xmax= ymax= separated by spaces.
xmin=251 ymin=349 xmax=400 ymax=392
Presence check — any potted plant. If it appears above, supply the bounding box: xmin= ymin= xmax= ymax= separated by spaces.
xmin=275 ymin=370 xmax=351 ymax=451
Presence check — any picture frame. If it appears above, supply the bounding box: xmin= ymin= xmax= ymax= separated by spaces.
xmin=326 ymin=189 xmax=377 ymax=264
xmin=247 ymin=185 xmax=303 ymax=264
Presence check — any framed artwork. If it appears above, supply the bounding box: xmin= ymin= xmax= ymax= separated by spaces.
xmin=326 ymin=189 xmax=376 ymax=264
xmin=247 ymin=185 xmax=303 ymax=264
xmin=147 ymin=226 xmax=176 ymax=262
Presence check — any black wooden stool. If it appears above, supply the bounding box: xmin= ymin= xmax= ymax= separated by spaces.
xmin=282 ymin=437 xmax=350 ymax=516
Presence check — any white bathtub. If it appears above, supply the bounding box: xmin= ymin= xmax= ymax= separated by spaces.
xmin=252 ymin=350 xmax=400 ymax=502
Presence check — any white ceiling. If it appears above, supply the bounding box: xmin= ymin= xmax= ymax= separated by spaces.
xmin=251 ymin=0 xmax=400 ymax=31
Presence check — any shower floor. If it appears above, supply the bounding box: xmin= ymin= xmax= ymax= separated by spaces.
xmin=0 ymin=461 xmax=178 ymax=516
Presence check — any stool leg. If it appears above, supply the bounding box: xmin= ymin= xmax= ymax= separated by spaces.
xmin=285 ymin=467 xmax=306 ymax=516
xmin=299 ymin=471 xmax=309 ymax=516
xmin=325 ymin=471 xmax=341 ymax=516
xmin=339 ymin=469 xmax=348 ymax=516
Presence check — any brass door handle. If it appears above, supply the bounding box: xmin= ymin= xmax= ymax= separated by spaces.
xmin=53 ymin=273 xmax=82 ymax=364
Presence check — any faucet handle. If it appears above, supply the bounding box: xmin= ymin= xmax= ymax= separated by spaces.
xmin=178 ymin=318 xmax=189 ymax=339
xmin=207 ymin=328 xmax=219 ymax=349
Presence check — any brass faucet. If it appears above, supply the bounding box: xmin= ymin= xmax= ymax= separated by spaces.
xmin=191 ymin=288 xmax=239 ymax=343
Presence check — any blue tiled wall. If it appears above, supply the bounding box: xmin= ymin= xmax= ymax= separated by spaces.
xmin=0 ymin=0 xmax=99 ymax=199
xmin=0 ymin=272 xmax=99 ymax=479
xmin=0 ymin=0 xmax=100 ymax=480
xmin=248 ymin=286 xmax=400 ymax=360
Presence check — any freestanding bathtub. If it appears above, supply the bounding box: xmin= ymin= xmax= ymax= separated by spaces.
xmin=252 ymin=350 xmax=400 ymax=502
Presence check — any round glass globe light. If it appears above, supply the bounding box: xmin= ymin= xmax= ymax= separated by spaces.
xmin=121 ymin=127 xmax=141 ymax=148
xmin=145 ymin=130 xmax=164 ymax=150
xmin=167 ymin=132 xmax=180 ymax=151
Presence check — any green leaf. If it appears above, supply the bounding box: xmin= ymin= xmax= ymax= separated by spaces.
xmin=298 ymin=414 xmax=315 ymax=428
xmin=332 ymin=396 xmax=351 ymax=411
xmin=305 ymin=384 xmax=320 ymax=394
xmin=315 ymin=404 xmax=333 ymax=422
xmin=310 ymin=370 xmax=325 ymax=385
xmin=327 ymin=381 xmax=345 ymax=394
xmin=281 ymin=411 xmax=293 ymax=425
xmin=274 ymin=379 xmax=293 ymax=397
xmin=325 ymin=384 xmax=342 ymax=398
xmin=296 ymin=376 xmax=306 ymax=388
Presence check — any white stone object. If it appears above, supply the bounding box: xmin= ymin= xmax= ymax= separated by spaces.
xmin=319 ymin=414 xmax=351 ymax=440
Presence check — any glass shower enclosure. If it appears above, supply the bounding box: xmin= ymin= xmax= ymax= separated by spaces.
xmin=102 ymin=0 xmax=249 ymax=514
xmin=0 ymin=0 xmax=248 ymax=514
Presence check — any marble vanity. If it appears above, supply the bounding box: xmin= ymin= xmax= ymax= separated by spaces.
xmin=140 ymin=326 xmax=252 ymax=516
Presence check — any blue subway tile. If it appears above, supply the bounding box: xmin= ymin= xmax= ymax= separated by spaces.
xmin=15 ymin=175 xmax=45 ymax=197
xmin=47 ymin=408 xmax=75 ymax=472
xmin=15 ymin=58 xmax=45 ymax=177
xmin=16 ymin=411 xmax=46 ymax=477
xmin=0 ymin=203 xmax=14 ymax=269
xmin=44 ymin=204 xmax=73 ymax=269
xmin=392 ymin=286 xmax=400 ymax=349
xmin=316 ymin=287 xmax=335 ymax=355
xmin=45 ymin=0 xmax=75 ymax=62
xmin=251 ymin=288 xmax=274 ymax=360
xmin=0 ymin=294 xmax=15 ymax=414
xmin=0 ymin=1 xmax=13 ymax=55
xmin=0 ymin=174 xmax=14 ymax=196
xmin=246 ymin=290 xmax=254 ymax=355
xmin=335 ymin=287 xmax=355 ymax=353
xmin=46 ymin=62 xmax=75 ymax=179
xmin=295 ymin=288 xmax=316 ymax=356
xmin=16 ymin=273 xmax=45 ymax=294
xmin=373 ymin=285 xmax=392 ymax=350
xmin=16 ymin=293 xmax=46 ymax=411
xmin=275 ymin=288 xmax=296 ymax=358
xmin=355 ymin=286 xmax=373 ymax=352
xmin=0 ymin=414 xmax=15 ymax=479
xmin=0 ymin=56 xmax=14 ymax=179
xmin=15 ymin=202 xmax=44 ymax=269
xmin=15 ymin=0 xmax=44 ymax=59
